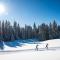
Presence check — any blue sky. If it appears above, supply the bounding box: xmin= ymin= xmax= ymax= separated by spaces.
xmin=0 ymin=0 xmax=60 ymax=27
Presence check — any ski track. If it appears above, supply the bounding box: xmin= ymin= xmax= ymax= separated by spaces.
xmin=0 ymin=47 xmax=60 ymax=55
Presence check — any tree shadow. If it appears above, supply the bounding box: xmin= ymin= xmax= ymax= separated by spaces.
xmin=0 ymin=41 xmax=4 ymax=50
xmin=4 ymin=40 xmax=24 ymax=48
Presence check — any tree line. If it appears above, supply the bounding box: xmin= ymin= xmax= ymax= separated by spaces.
xmin=0 ymin=20 xmax=60 ymax=42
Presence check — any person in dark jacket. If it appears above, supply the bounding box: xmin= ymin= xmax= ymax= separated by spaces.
xmin=35 ymin=44 xmax=39 ymax=51
xmin=45 ymin=43 xmax=48 ymax=49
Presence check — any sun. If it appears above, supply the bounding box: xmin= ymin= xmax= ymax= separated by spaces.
xmin=0 ymin=3 xmax=6 ymax=14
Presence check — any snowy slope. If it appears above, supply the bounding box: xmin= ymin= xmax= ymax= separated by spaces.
xmin=0 ymin=50 xmax=60 ymax=60
xmin=0 ymin=39 xmax=60 ymax=60
xmin=43 ymin=39 xmax=60 ymax=47
xmin=0 ymin=39 xmax=60 ymax=51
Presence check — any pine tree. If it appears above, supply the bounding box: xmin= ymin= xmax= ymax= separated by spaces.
xmin=13 ymin=21 xmax=18 ymax=40
xmin=2 ymin=21 xmax=5 ymax=41
xmin=58 ymin=25 xmax=60 ymax=38
xmin=52 ymin=20 xmax=58 ymax=39
xmin=33 ymin=22 xmax=37 ymax=38
xmin=38 ymin=23 xmax=49 ymax=41
xmin=49 ymin=22 xmax=53 ymax=39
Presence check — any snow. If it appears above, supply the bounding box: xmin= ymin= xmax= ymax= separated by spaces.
xmin=0 ymin=50 xmax=60 ymax=60
xmin=3 ymin=39 xmax=60 ymax=51
xmin=0 ymin=39 xmax=60 ymax=60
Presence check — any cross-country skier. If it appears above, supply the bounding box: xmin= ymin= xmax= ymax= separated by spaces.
xmin=35 ymin=44 xmax=39 ymax=51
xmin=45 ymin=43 xmax=48 ymax=49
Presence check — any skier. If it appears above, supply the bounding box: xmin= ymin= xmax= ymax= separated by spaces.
xmin=45 ymin=43 xmax=48 ymax=49
xmin=35 ymin=44 xmax=39 ymax=51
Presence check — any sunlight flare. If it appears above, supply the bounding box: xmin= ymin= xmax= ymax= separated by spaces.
xmin=0 ymin=3 xmax=6 ymax=14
